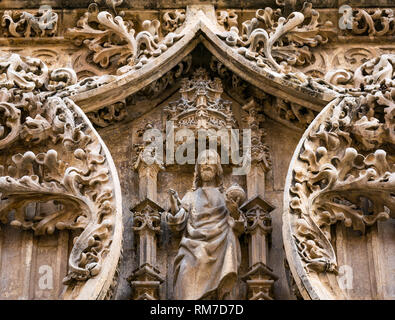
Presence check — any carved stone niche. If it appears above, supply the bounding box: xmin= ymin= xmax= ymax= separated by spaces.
xmin=283 ymin=55 xmax=395 ymax=300
xmin=126 ymin=66 xmax=280 ymax=300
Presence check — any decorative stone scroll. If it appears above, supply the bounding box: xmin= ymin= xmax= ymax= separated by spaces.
xmin=283 ymin=54 xmax=394 ymax=299
xmin=324 ymin=52 xmax=395 ymax=91
xmin=216 ymin=10 xmax=238 ymax=31
xmin=0 ymin=52 xmax=122 ymax=299
xmin=66 ymin=3 xmax=183 ymax=73
xmin=162 ymin=10 xmax=186 ymax=34
xmin=2 ymin=8 xmax=58 ymax=38
xmin=343 ymin=8 xmax=395 ymax=36
xmin=61 ymin=3 xmax=340 ymax=117
xmin=0 ymin=53 xmax=77 ymax=92
xmin=217 ymin=2 xmax=336 ymax=73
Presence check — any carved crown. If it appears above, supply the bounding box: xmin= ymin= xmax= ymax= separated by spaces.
xmin=164 ymin=68 xmax=237 ymax=131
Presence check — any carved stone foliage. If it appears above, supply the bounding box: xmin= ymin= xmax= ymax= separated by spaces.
xmin=211 ymin=52 xmax=325 ymax=133
xmin=129 ymin=54 xmax=192 ymax=104
xmin=60 ymin=74 xmax=117 ymax=98
xmin=2 ymin=8 xmax=58 ymax=38
xmin=132 ymin=200 xmax=162 ymax=234
xmin=352 ymin=54 xmax=395 ymax=93
xmin=0 ymin=52 xmax=122 ymax=297
xmin=264 ymin=96 xmax=319 ymax=131
xmin=245 ymin=204 xmax=273 ymax=235
xmin=164 ymin=68 xmax=237 ymax=132
xmin=322 ymin=50 xmax=395 ymax=89
xmin=343 ymin=8 xmax=395 ymax=36
xmin=66 ymin=3 xmax=183 ymax=74
xmin=216 ymin=10 xmax=238 ymax=31
xmin=94 ymin=0 xmax=124 ymax=14
xmin=0 ymin=53 xmax=77 ymax=92
xmin=87 ymin=100 xmax=127 ymax=128
xmin=217 ymin=2 xmax=335 ymax=73
xmin=285 ymin=54 xmax=394 ymax=276
xmin=162 ymin=10 xmax=186 ymax=34
xmin=58 ymin=3 xmax=341 ymax=115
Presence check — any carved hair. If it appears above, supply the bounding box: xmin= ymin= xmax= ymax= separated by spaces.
xmin=192 ymin=149 xmax=224 ymax=191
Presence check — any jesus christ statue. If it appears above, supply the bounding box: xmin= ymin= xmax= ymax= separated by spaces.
xmin=166 ymin=149 xmax=246 ymax=300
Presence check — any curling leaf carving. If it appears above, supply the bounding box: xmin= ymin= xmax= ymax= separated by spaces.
xmin=66 ymin=3 xmax=183 ymax=73
xmin=288 ymin=55 xmax=395 ymax=274
xmin=0 ymin=52 xmax=120 ymax=290
xmin=217 ymin=2 xmax=335 ymax=72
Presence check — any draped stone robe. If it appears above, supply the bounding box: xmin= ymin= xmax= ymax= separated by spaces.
xmin=166 ymin=186 xmax=245 ymax=300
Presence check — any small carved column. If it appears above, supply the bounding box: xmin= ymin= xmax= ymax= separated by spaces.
xmin=129 ymin=131 xmax=165 ymax=300
xmin=241 ymin=198 xmax=278 ymax=300
xmin=129 ymin=199 xmax=164 ymax=300
xmin=241 ymin=99 xmax=278 ymax=300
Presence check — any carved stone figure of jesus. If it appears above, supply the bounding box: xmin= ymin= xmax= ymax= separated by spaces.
xmin=166 ymin=149 xmax=246 ymax=300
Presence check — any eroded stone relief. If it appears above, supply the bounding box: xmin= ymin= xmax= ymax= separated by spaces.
xmin=343 ymin=8 xmax=394 ymax=36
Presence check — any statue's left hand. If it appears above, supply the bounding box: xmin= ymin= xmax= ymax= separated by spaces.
xmin=168 ymin=188 xmax=180 ymax=214
xmin=225 ymin=195 xmax=240 ymax=220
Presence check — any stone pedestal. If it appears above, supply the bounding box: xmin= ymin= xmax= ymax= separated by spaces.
xmin=241 ymin=196 xmax=278 ymax=300
xmin=129 ymin=198 xmax=164 ymax=300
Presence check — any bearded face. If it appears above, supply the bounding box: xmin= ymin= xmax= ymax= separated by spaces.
xmin=200 ymin=163 xmax=217 ymax=182
xmin=194 ymin=149 xmax=222 ymax=188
